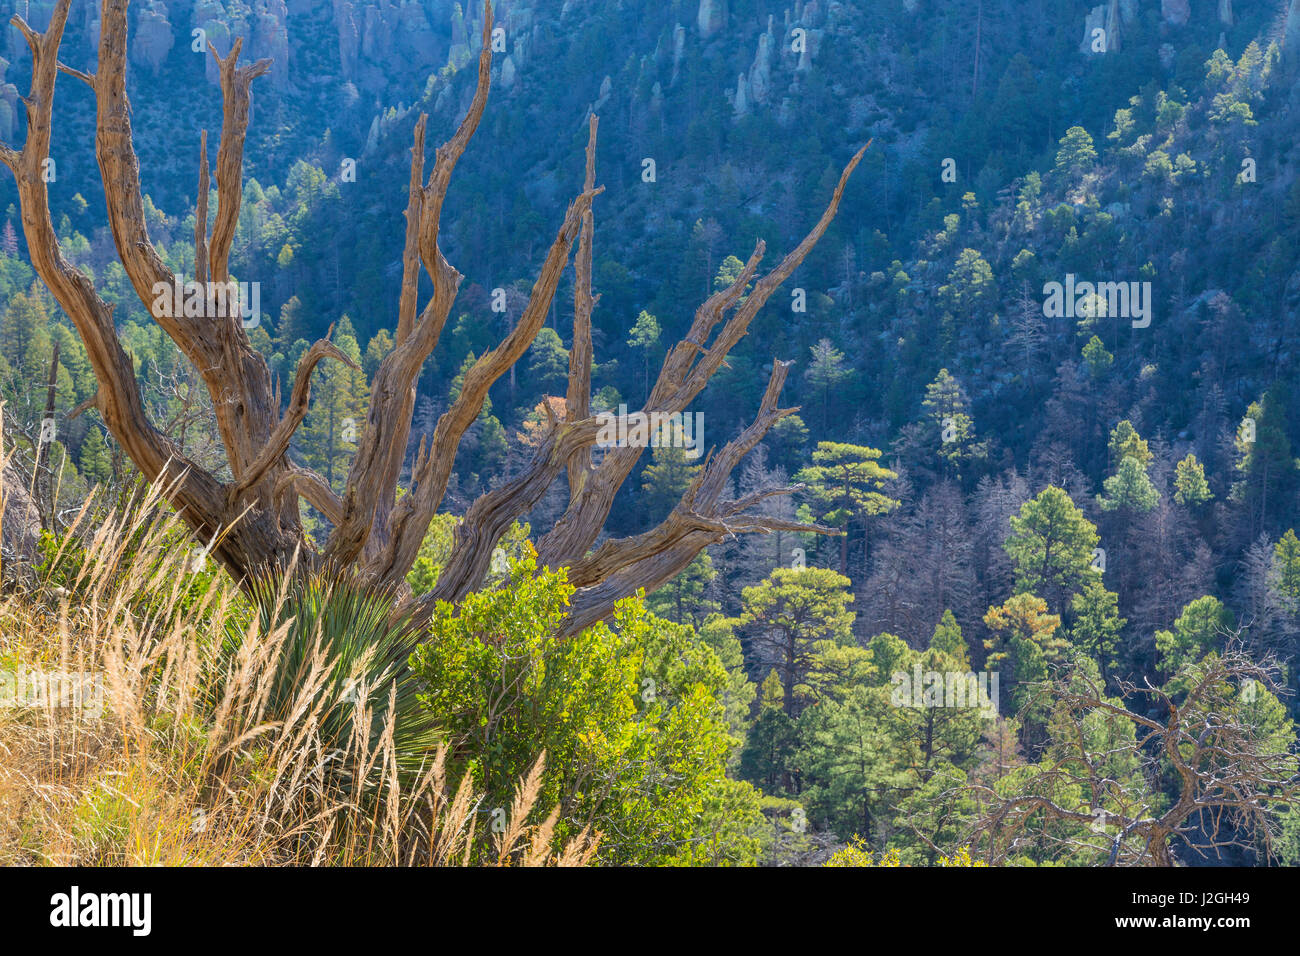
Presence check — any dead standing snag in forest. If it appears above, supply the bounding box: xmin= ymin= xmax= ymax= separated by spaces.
xmin=1 ymin=0 xmax=866 ymax=634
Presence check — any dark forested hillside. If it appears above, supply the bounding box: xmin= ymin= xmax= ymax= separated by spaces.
xmin=3 ymin=0 xmax=1300 ymax=869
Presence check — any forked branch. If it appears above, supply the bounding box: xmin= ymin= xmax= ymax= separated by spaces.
xmin=2 ymin=0 xmax=865 ymax=638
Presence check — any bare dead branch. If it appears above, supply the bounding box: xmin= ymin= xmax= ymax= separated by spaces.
xmin=565 ymin=113 xmax=600 ymax=496
xmin=3 ymin=0 xmax=864 ymax=638
xmin=231 ymin=333 xmax=357 ymax=502
xmin=538 ymin=143 xmax=869 ymax=573
xmin=558 ymin=360 xmax=839 ymax=633
xmin=365 ymin=183 xmax=599 ymax=585
xmin=56 ymin=61 xmax=94 ymax=87
xmin=194 ymin=130 xmax=210 ymax=286
xmin=207 ymin=37 xmax=272 ymax=284
xmin=323 ymin=5 xmax=498 ymax=571
xmin=2 ymin=0 xmax=290 ymax=576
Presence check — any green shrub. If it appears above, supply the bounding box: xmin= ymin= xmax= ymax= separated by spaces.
xmin=410 ymin=552 xmax=764 ymax=865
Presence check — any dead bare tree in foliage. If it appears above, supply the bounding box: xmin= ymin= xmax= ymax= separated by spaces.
xmin=960 ymin=646 xmax=1300 ymax=866
xmin=0 ymin=0 xmax=866 ymax=632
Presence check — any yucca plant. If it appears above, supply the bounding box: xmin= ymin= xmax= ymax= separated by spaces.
xmin=210 ymin=569 xmax=442 ymax=796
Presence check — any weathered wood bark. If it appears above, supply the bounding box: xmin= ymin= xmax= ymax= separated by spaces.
xmin=2 ymin=0 xmax=866 ymax=633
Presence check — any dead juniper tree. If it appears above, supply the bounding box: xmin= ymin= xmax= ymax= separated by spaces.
xmin=0 ymin=0 xmax=866 ymax=632
xmin=960 ymin=646 xmax=1300 ymax=866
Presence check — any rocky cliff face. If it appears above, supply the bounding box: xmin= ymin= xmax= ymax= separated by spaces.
xmin=1081 ymin=0 xmax=1122 ymax=55
xmin=717 ymin=2 xmax=833 ymax=122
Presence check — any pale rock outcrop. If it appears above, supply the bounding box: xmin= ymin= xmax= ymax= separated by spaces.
xmin=326 ymin=0 xmax=436 ymax=93
xmin=1080 ymin=5 xmax=1106 ymax=54
xmin=393 ymin=2 xmax=436 ymax=72
xmin=593 ymin=74 xmax=613 ymax=111
xmin=672 ymin=23 xmax=686 ymax=83
xmin=777 ymin=95 xmax=795 ymax=127
xmin=361 ymin=5 xmax=382 ymax=60
xmin=1119 ymin=0 xmax=1139 ymax=22
xmin=252 ymin=0 xmax=290 ymax=91
xmin=0 ymin=97 xmax=13 ymax=146
xmin=1161 ymin=0 xmax=1189 ymax=26
xmin=1288 ymin=0 xmax=1300 ymax=52
xmin=796 ymin=42 xmax=811 ymax=72
xmin=500 ymin=55 xmax=517 ymax=89
xmin=698 ymin=0 xmax=726 ymax=38
xmin=447 ymin=0 xmax=472 ymax=71
xmin=1219 ymin=0 xmax=1233 ymax=27
xmin=192 ymin=0 xmax=243 ymax=85
xmin=335 ymin=0 xmax=359 ymax=80
xmin=0 ymin=57 xmax=16 ymax=145
xmin=433 ymin=83 xmax=453 ymax=115
xmin=505 ymin=4 xmax=535 ymax=36
xmin=749 ymin=28 xmax=773 ymax=104
xmin=734 ymin=72 xmax=750 ymax=116
xmin=131 ymin=1 xmax=174 ymax=74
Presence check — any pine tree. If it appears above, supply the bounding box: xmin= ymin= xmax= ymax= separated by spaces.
xmin=647 ymin=551 xmax=717 ymax=627
xmin=1174 ymin=453 xmax=1213 ymax=506
xmin=983 ymin=592 xmax=1064 ymax=746
xmin=1081 ymin=335 xmax=1112 ymax=377
xmin=930 ymin=609 xmax=969 ymax=669
xmin=805 ymin=338 xmax=849 ymax=431
xmin=1069 ymin=579 xmax=1126 ymax=678
xmin=300 ymin=317 xmax=367 ymax=492
xmin=1275 ymin=529 xmax=1300 ymax=611
xmin=739 ymin=567 xmax=855 ymax=716
xmin=1233 ymin=386 xmax=1296 ymax=534
xmin=795 ymin=442 xmax=899 ymax=575
xmin=1004 ymin=486 xmax=1100 ymax=612
xmin=1099 ymin=456 xmax=1160 ymax=512
xmin=641 ymin=437 xmax=703 ymax=516
xmin=923 ymin=368 xmax=980 ymax=477
xmin=78 ymin=427 xmax=114 ymax=486
xmin=627 ymin=310 xmax=660 ymax=400
xmin=274 ymin=295 xmax=307 ymax=354
xmin=526 ymin=326 xmax=569 ymax=394
xmin=363 ymin=328 xmax=394 ymax=381
xmin=1155 ymin=595 xmax=1233 ymax=674
xmin=739 ymin=671 xmax=799 ymax=794
xmin=1 ymin=220 xmax=18 ymax=256
xmin=1108 ymin=420 xmax=1152 ymax=468
xmin=1054 ymin=126 xmax=1097 ymax=178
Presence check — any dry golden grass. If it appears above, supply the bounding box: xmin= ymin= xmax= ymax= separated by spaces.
xmin=0 ymin=457 xmax=599 ymax=867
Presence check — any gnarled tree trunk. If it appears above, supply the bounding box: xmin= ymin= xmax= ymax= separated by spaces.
xmin=1 ymin=0 xmax=866 ymax=633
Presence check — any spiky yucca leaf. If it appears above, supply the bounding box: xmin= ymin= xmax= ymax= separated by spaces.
xmin=213 ymin=571 xmax=440 ymax=792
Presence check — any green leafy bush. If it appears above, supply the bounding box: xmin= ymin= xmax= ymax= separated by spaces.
xmin=410 ymin=552 xmax=764 ymax=865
